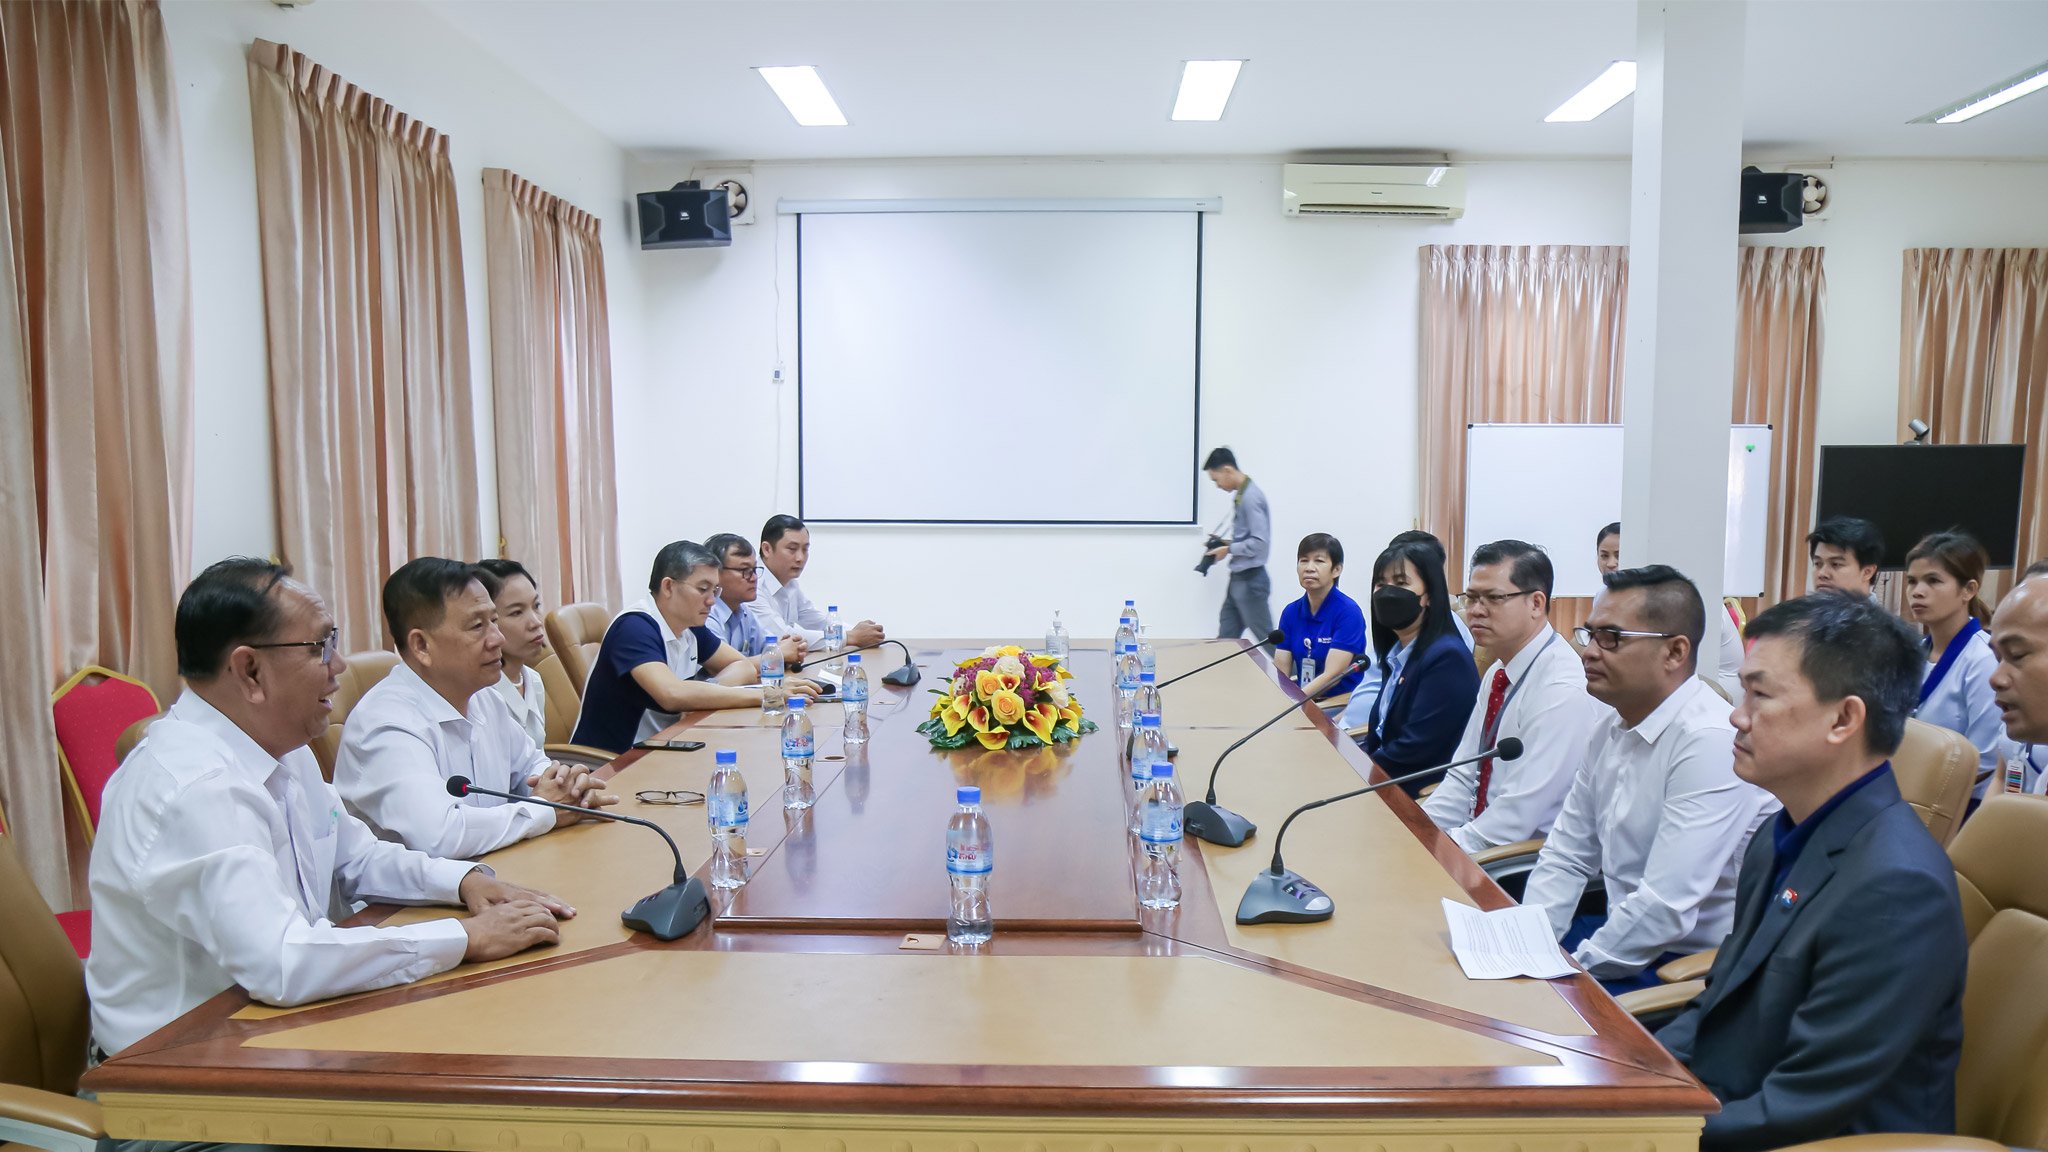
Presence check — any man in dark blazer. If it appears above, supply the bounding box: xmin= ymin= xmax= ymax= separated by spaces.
xmin=1657 ymin=592 xmax=1967 ymax=1152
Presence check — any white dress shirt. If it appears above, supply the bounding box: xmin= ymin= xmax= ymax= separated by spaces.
xmin=1423 ymin=627 xmax=1613 ymax=853
xmin=1913 ymin=627 xmax=2002 ymax=798
xmin=492 ymin=664 xmax=548 ymax=750
xmin=749 ymin=566 xmax=830 ymax=646
xmin=87 ymin=691 xmax=475 ymax=1055
xmin=335 ymin=662 xmax=554 ymax=859
xmin=1522 ymin=677 xmax=1776 ymax=977
xmin=1713 ymin=607 xmax=1744 ymax=702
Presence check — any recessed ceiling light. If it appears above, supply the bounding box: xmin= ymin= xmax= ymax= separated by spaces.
xmin=754 ymin=66 xmax=847 ymax=127
xmin=1545 ymin=61 xmax=1636 ymax=123
xmin=1172 ymin=60 xmax=1245 ymax=122
xmin=1915 ymin=59 xmax=2048 ymax=124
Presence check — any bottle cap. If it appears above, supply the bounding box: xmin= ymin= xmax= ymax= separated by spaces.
xmin=1139 ymin=670 xmax=1156 ymax=683
xmin=957 ymin=785 xmax=981 ymax=804
xmin=847 ymin=653 xmax=861 ymax=664
xmin=1125 ymin=599 xmax=1136 ymax=607
xmin=1122 ymin=642 xmax=1137 ymax=652
xmin=829 ymin=604 xmax=840 ymax=612
xmin=1141 ymin=713 xmax=1161 ymax=727
xmin=1151 ymin=762 xmax=1175 ymax=778
xmin=789 ymin=695 xmax=808 ymax=710
xmin=715 ymin=749 xmax=737 ymax=765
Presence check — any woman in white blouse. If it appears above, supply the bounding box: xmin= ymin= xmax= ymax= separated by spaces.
xmin=477 ymin=558 xmax=550 ymax=750
xmin=1903 ymin=531 xmax=2000 ymax=804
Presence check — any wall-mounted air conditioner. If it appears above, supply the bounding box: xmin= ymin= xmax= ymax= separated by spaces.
xmin=1281 ymin=164 xmax=1466 ymax=219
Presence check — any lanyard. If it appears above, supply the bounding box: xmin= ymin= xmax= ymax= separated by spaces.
xmin=1918 ymin=617 xmax=1982 ymax=708
xmin=1482 ymin=630 xmax=1558 ymax=751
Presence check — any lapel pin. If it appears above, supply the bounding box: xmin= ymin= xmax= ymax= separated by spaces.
xmin=1778 ymin=887 xmax=1799 ymax=907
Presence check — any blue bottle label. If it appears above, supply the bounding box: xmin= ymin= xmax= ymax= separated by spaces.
xmin=947 ymin=842 xmax=992 ymax=875
xmin=1140 ymin=804 xmax=1183 ymax=844
xmin=709 ymin=795 xmax=749 ymax=828
xmin=783 ymin=735 xmax=814 ymax=758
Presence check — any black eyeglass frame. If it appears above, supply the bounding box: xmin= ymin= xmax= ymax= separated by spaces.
xmin=634 ymin=789 xmax=706 ymax=806
xmin=248 ymin=628 xmax=342 ymax=664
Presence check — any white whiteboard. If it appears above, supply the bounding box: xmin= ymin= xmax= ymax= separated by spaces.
xmin=1463 ymin=424 xmax=1773 ymax=597
xmin=795 ymin=208 xmax=1201 ymax=524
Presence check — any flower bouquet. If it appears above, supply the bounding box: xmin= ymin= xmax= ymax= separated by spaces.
xmin=918 ymin=645 xmax=1097 ymax=751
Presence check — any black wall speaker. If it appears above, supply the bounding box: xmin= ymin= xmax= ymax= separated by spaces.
xmin=1739 ymin=168 xmax=1803 ymax=234
xmin=638 ymin=184 xmax=731 ymax=250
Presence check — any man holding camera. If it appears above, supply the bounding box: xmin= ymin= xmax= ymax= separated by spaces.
xmin=1203 ymin=447 xmax=1273 ymax=643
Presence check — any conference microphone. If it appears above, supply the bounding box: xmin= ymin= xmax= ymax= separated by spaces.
xmin=1182 ymin=657 xmax=1368 ymax=848
xmin=444 ymin=775 xmax=710 ymax=941
xmin=1155 ymin=630 xmax=1286 ymax=690
xmin=1235 ymin=738 xmax=1523 ymax=926
xmin=795 ymin=637 xmax=923 ymax=687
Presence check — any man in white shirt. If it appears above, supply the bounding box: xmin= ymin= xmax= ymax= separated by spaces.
xmin=749 ymin=514 xmax=885 ymax=650
xmin=1524 ymin=565 xmax=1774 ymax=993
xmin=1990 ymin=566 xmax=2048 ymax=795
xmin=1598 ymin=522 xmax=1743 ymax=700
xmin=88 ymin=558 xmax=571 ymax=1057
xmin=1424 ymin=540 xmax=1611 ymax=852
xmin=476 ymin=558 xmax=549 ymax=749
xmin=337 ymin=558 xmax=615 ymax=860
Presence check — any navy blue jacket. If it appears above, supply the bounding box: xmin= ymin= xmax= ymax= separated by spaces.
xmin=1361 ymin=631 xmax=1480 ymax=794
xmin=1657 ymin=771 xmax=1966 ymax=1152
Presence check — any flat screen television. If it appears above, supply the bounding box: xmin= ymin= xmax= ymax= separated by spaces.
xmin=1814 ymin=444 xmax=2027 ymax=569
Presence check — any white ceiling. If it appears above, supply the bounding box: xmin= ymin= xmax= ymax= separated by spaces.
xmin=424 ymin=0 xmax=2048 ymax=162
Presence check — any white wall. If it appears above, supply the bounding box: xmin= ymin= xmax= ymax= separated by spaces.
xmin=161 ymin=0 xmax=644 ymax=583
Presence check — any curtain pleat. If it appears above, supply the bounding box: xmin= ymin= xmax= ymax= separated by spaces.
xmin=482 ymin=168 xmax=619 ymax=609
xmin=0 ymin=0 xmax=194 ymax=906
xmin=247 ymin=40 xmax=477 ymax=652
xmin=1732 ymin=247 xmax=1827 ymax=609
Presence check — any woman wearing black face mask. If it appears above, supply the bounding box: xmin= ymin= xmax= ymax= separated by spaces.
xmin=1358 ymin=541 xmax=1481 ymax=796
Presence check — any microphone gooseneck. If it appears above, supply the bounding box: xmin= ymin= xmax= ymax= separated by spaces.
xmin=1267 ymin=739 xmax=1523 ymax=876
xmin=794 ymin=637 xmax=923 ymax=686
xmin=1203 ymin=657 xmax=1366 ymax=805
xmin=1156 ymin=630 xmax=1285 ymax=689
xmin=446 ymin=774 xmax=690 ymax=886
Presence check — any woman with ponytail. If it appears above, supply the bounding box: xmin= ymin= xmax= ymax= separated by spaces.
xmin=1904 ymin=530 xmax=2001 ymax=805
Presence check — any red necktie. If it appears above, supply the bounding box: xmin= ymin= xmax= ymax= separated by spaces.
xmin=1473 ymin=667 xmax=1510 ymax=817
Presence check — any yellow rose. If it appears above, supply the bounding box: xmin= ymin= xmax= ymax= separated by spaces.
xmin=975 ymin=669 xmax=1003 ymax=698
xmin=1022 ymin=704 xmax=1056 ymax=742
xmin=975 ymin=729 xmax=1010 ymax=750
xmin=990 ymin=689 xmax=1027 ymax=726
xmin=999 ymin=645 xmax=1025 ymax=657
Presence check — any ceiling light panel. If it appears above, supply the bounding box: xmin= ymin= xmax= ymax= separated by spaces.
xmin=1915 ymin=59 xmax=2048 ymax=124
xmin=755 ymin=65 xmax=847 ymax=127
xmin=1172 ymin=60 xmax=1245 ymax=122
xmin=1545 ymin=61 xmax=1637 ymax=123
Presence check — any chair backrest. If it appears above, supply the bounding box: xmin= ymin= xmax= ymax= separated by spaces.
xmin=545 ymin=603 xmax=612 ymax=698
xmin=310 ymin=651 xmax=401 ymax=782
xmin=534 ymin=651 xmax=581 ymax=746
xmin=1947 ymin=794 xmax=2048 ymax=1147
xmin=1892 ymin=716 xmax=1979 ymax=847
xmin=1699 ymin=675 xmax=1733 ymax=704
xmin=114 ymin=711 xmax=164 ymax=766
xmin=0 ymin=835 xmax=90 ymax=1097
xmin=50 ymin=666 xmax=163 ymax=839
xmin=1470 ymin=643 xmax=1493 ymax=676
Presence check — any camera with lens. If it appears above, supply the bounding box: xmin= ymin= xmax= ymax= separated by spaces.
xmin=1194 ymin=534 xmax=1228 ymax=574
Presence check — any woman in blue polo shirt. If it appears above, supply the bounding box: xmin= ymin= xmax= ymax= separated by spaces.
xmin=1273 ymin=533 xmax=1368 ymax=702
xmin=1360 ymin=539 xmax=1480 ymax=796
xmin=1904 ymin=530 xmax=2001 ymax=805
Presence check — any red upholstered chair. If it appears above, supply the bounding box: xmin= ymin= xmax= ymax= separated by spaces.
xmin=50 ymin=665 xmax=160 ymax=842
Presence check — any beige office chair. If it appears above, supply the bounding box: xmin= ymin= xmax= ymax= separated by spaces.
xmin=544 ymin=603 xmax=612 ymax=699
xmin=533 ymin=651 xmax=613 ymax=770
xmin=309 ymin=651 xmax=401 ymax=782
xmin=112 ymin=711 xmax=162 ymax=765
xmin=0 ymin=836 xmax=103 ymax=1152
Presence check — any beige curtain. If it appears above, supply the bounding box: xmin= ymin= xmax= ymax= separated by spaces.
xmin=1732 ymin=246 xmax=1827 ymax=609
xmin=247 ymin=40 xmax=478 ymax=651
xmin=0 ymin=0 xmax=195 ymax=905
xmin=482 ymin=169 xmax=620 ymax=608
xmin=1900 ymin=248 xmax=2048 ymax=606
xmin=1418 ymin=245 xmax=1629 ymax=633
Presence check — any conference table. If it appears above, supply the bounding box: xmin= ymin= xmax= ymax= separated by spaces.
xmin=83 ymin=638 xmax=1715 ymax=1152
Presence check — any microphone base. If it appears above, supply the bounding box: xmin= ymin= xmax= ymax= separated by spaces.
xmin=1235 ymin=868 xmax=1335 ymax=925
xmin=1183 ymin=801 xmax=1256 ymax=847
xmin=622 ymin=878 xmax=711 ymax=940
xmin=881 ymin=664 xmax=921 ymax=688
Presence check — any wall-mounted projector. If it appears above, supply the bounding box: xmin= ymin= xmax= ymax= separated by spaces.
xmin=637 ymin=182 xmax=731 ymax=249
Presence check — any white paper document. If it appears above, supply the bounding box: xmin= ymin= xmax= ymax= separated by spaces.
xmin=1441 ymin=899 xmax=1578 ymax=981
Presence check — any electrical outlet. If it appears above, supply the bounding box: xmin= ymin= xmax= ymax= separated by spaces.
xmin=771 ymin=362 xmax=786 ymax=386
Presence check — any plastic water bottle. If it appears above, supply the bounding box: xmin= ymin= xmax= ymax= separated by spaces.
xmin=1113 ymin=614 xmax=1136 ymax=658
xmin=706 ymin=750 xmax=749 ymax=890
xmin=1045 ymin=611 xmax=1070 ymax=661
xmin=1115 ymin=641 xmax=1141 ymax=733
xmin=946 ymin=785 xmax=993 ymax=945
xmin=1129 ymin=712 xmax=1167 ymax=831
xmin=1137 ymin=626 xmax=1156 ymax=680
xmin=1123 ymin=598 xmax=1142 ymax=633
xmin=781 ymin=696 xmax=815 ymax=810
xmin=842 ymin=653 xmax=870 ymax=744
xmin=1299 ymin=640 xmax=1318 ymax=691
xmin=1135 ymin=669 xmax=1161 ymax=726
xmin=1136 ymin=762 xmax=1183 ymax=910
xmin=760 ymin=634 xmax=786 ymax=719
xmin=825 ymin=605 xmax=845 ymax=657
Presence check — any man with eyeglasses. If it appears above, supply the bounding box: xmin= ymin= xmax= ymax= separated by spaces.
xmin=572 ymin=540 xmax=822 ymax=754
xmin=1423 ymin=540 xmax=1610 ymax=853
xmin=336 ymin=558 xmax=618 ymax=860
xmin=88 ymin=558 xmax=575 ymax=1058
xmin=703 ymin=531 xmax=806 ymax=667
xmin=1521 ymin=565 xmax=1775 ymax=993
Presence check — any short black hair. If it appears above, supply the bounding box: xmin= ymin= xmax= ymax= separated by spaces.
xmin=1745 ymin=592 xmax=1923 ymax=756
xmin=760 ymin=515 xmax=806 ymax=546
xmin=649 ymin=540 xmax=718 ymax=595
xmin=1297 ymin=532 xmax=1344 ymax=567
xmin=176 ymin=557 xmax=294 ymax=680
xmin=1470 ymin=539 xmax=1554 ymax=602
xmin=1601 ymin=564 xmax=1706 ymax=672
xmin=1369 ymin=541 xmax=1456 ymax=664
xmin=1202 ymin=446 xmax=1237 ymax=471
xmin=473 ymin=558 xmax=535 ymax=600
xmin=1388 ymin=530 xmax=1448 ymax=565
xmin=1807 ymin=516 xmax=1886 ymax=570
xmin=704 ymin=532 xmax=754 ymax=565
xmin=1598 ymin=521 xmax=1622 ymax=547
xmin=383 ymin=557 xmax=484 ymax=643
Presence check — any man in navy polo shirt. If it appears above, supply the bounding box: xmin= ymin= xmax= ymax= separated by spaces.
xmin=1272 ymin=533 xmax=1367 ymax=702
